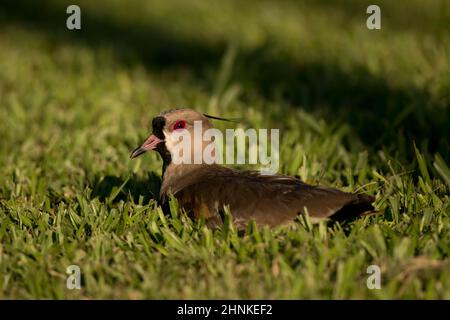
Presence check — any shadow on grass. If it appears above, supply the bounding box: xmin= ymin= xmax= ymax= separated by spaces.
xmin=0 ymin=0 xmax=223 ymax=74
xmin=90 ymin=172 xmax=161 ymax=204
xmin=298 ymin=0 xmax=450 ymax=37
xmin=236 ymin=47 xmax=449 ymax=158
xmin=1 ymin=0 xmax=448 ymax=160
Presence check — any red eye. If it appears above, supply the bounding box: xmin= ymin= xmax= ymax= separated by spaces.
xmin=172 ymin=120 xmax=186 ymax=130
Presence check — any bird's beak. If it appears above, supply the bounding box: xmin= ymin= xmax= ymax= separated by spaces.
xmin=130 ymin=134 xmax=163 ymax=159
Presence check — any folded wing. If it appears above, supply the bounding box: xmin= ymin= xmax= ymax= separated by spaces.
xmin=163 ymin=165 xmax=375 ymax=228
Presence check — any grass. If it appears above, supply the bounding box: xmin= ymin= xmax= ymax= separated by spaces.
xmin=0 ymin=0 xmax=449 ymax=299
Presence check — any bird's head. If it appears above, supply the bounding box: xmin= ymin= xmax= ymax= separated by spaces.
xmin=130 ymin=108 xmax=229 ymax=169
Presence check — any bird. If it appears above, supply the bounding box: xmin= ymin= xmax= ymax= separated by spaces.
xmin=130 ymin=108 xmax=375 ymax=229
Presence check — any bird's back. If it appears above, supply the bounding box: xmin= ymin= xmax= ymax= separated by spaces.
xmin=161 ymin=164 xmax=375 ymax=228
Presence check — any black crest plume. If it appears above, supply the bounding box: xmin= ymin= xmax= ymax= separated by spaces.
xmin=203 ymin=114 xmax=240 ymax=123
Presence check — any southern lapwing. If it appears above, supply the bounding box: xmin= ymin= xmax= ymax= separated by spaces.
xmin=130 ymin=108 xmax=375 ymax=228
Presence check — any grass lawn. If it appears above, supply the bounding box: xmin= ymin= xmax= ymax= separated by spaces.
xmin=0 ymin=0 xmax=449 ymax=299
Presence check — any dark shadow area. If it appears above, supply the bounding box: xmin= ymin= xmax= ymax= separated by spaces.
xmin=90 ymin=172 xmax=161 ymax=204
xmin=1 ymin=0 xmax=448 ymax=162
xmin=298 ymin=0 xmax=450 ymax=38
xmin=235 ymin=46 xmax=450 ymax=160
xmin=0 ymin=1 xmax=225 ymax=73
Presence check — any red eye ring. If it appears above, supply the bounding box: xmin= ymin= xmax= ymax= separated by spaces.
xmin=172 ymin=120 xmax=186 ymax=130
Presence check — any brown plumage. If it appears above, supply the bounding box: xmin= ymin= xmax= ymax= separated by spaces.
xmin=130 ymin=108 xmax=375 ymax=228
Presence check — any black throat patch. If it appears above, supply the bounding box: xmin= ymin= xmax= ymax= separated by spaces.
xmin=152 ymin=116 xmax=172 ymax=174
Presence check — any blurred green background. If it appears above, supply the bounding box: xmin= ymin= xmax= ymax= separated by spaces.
xmin=0 ymin=0 xmax=449 ymax=299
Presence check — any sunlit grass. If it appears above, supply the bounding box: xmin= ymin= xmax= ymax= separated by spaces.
xmin=0 ymin=0 xmax=449 ymax=299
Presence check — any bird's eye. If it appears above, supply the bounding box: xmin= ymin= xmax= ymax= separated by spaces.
xmin=172 ymin=120 xmax=186 ymax=130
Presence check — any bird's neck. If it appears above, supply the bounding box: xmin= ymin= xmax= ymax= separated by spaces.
xmin=157 ymin=144 xmax=172 ymax=177
xmin=160 ymin=163 xmax=217 ymax=197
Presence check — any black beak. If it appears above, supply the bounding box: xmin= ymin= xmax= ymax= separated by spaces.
xmin=130 ymin=146 xmax=147 ymax=159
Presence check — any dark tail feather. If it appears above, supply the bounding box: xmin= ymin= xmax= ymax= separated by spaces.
xmin=331 ymin=194 xmax=376 ymax=222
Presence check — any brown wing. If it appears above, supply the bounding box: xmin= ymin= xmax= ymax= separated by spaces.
xmin=164 ymin=165 xmax=374 ymax=228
